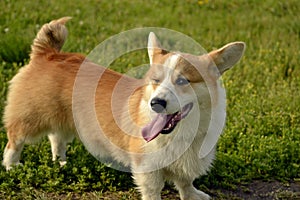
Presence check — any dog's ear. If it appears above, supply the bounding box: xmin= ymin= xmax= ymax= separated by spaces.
xmin=208 ymin=42 xmax=246 ymax=75
xmin=148 ymin=32 xmax=167 ymax=64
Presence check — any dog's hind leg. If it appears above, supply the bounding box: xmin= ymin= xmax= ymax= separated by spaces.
xmin=2 ymin=131 xmax=25 ymax=170
xmin=48 ymin=132 xmax=74 ymax=166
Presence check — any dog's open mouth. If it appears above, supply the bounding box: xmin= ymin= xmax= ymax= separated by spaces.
xmin=142 ymin=103 xmax=193 ymax=142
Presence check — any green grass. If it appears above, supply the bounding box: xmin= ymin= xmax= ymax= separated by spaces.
xmin=0 ymin=0 xmax=300 ymax=198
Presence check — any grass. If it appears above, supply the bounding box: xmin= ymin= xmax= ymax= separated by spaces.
xmin=0 ymin=0 xmax=300 ymax=199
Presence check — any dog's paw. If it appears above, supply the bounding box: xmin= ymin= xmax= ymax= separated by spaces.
xmin=59 ymin=161 xmax=67 ymax=167
xmin=195 ymin=191 xmax=210 ymax=200
xmin=4 ymin=162 xmax=23 ymax=171
xmin=181 ymin=190 xmax=210 ymax=200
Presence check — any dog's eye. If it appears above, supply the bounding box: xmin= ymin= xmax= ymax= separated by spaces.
xmin=175 ymin=77 xmax=190 ymax=85
xmin=152 ymin=79 xmax=160 ymax=84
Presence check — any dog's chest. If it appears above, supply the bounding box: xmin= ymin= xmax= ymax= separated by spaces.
xmin=163 ymin=140 xmax=214 ymax=180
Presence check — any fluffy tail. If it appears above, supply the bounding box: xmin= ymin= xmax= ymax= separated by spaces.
xmin=30 ymin=17 xmax=71 ymax=58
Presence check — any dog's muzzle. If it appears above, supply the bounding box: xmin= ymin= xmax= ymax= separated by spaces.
xmin=142 ymin=102 xmax=193 ymax=142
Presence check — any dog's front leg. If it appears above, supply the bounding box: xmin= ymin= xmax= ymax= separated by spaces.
xmin=174 ymin=178 xmax=210 ymax=200
xmin=133 ymin=170 xmax=164 ymax=200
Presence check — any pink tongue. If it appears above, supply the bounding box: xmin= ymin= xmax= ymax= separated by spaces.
xmin=142 ymin=114 xmax=168 ymax=142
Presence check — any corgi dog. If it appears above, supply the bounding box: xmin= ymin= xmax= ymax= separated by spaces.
xmin=2 ymin=17 xmax=245 ymax=200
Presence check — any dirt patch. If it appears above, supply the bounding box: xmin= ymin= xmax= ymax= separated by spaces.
xmin=208 ymin=180 xmax=300 ymax=200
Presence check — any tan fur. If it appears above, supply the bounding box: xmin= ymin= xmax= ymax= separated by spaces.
xmin=2 ymin=17 xmax=145 ymax=169
xmin=2 ymin=18 xmax=245 ymax=200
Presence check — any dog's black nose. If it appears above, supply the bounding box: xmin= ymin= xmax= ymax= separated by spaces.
xmin=150 ymin=98 xmax=167 ymax=113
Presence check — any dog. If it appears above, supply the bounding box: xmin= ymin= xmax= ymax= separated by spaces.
xmin=2 ymin=17 xmax=245 ymax=200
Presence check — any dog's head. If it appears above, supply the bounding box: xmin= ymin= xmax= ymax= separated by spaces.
xmin=142 ymin=32 xmax=245 ymax=142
